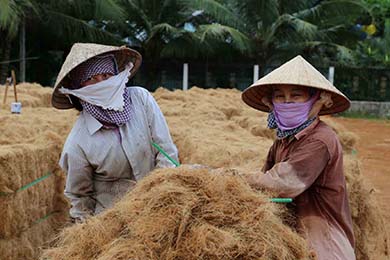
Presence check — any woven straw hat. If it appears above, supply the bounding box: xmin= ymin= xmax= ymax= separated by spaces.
xmin=242 ymin=55 xmax=350 ymax=115
xmin=52 ymin=43 xmax=142 ymax=109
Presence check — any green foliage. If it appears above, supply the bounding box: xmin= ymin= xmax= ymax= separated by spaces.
xmin=0 ymin=0 xmax=37 ymax=37
xmin=354 ymin=1 xmax=390 ymax=66
xmin=226 ymin=0 xmax=370 ymax=70
xmin=0 ymin=0 xmax=385 ymax=85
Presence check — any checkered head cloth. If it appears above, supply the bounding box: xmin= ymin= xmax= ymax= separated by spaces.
xmin=69 ymin=54 xmax=118 ymax=89
xmin=80 ymin=88 xmax=133 ymax=126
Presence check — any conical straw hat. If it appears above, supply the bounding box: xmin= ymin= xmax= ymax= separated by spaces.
xmin=242 ymin=55 xmax=350 ymax=115
xmin=52 ymin=43 xmax=142 ymax=109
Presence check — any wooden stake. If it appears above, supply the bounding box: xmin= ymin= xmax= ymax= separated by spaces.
xmin=11 ymin=70 xmax=17 ymax=102
xmin=3 ymin=78 xmax=9 ymax=105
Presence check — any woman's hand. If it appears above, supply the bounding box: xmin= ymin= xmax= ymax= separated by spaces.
xmin=262 ymin=96 xmax=273 ymax=110
xmin=308 ymin=91 xmax=333 ymax=118
xmin=319 ymin=91 xmax=333 ymax=108
xmin=240 ymin=171 xmax=264 ymax=189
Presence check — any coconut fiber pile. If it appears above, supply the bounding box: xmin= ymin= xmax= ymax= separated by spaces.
xmin=41 ymin=86 xmax=388 ymax=260
xmin=0 ymin=84 xmax=77 ymax=260
xmin=0 ymin=84 xmax=388 ymax=259
xmin=1 ymin=83 xmax=52 ymax=109
xmin=42 ymin=167 xmax=312 ymax=260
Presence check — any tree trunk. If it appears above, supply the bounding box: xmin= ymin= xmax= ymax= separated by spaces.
xmin=19 ymin=18 xmax=26 ymax=82
xmin=0 ymin=37 xmax=12 ymax=84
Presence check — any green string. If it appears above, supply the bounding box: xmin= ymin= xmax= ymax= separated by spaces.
xmin=270 ymin=198 xmax=293 ymax=203
xmin=33 ymin=211 xmax=60 ymax=225
xmin=0 ymin=172 xmax=52 ymax=196
xmin=152 ymin=142 xmax=180 ymax=167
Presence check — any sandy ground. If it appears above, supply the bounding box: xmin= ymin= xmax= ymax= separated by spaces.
xmin=333 ymin=117 xmax=390 ymax=234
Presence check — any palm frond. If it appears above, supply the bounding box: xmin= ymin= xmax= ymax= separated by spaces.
xmin=196 ymin=23 xmax=252 ymax=53
xmin=278 ymin=0 xmax=311 ymax=14
xmin=179 ymin=0 xmax=242 ymax=28
xmin=160 ymin=34 xmax=206 ymax=58
xmin=149 ymin=23 xmax=183 ymax=39
xmin=121 ymin=0 xmax=152 ymax=32
xmin=279 ymin=41 xmax=356 ymax=65
xmin=295 ymin=0 xmax=369 ymax=27
xmin=230 ymin=0 xmax=280 ymax=29
xmin=44 ymin=10 xmax=122 ymax=43
xmin=0 ymin=0 xmax=36 ymax=37
xmin=264 ymin=14 xmax=318 ymax=47
xmin=0 ymin=0 xmax=19 ymax=36
xmin=94 ymin=0 xmax=126 ymax=21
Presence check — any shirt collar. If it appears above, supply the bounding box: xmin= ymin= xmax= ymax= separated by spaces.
xmin=83 ymin=111 xmax=103 ymax=135
xmin=294 ymin=118 xmax=320 ymax=140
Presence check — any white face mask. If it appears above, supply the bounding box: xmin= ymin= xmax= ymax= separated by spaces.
xmin=60 ymin=63 xmax=133 ymax=111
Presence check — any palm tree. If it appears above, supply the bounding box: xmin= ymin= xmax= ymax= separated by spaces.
xmin=116 ymin=0 xmax=250 ymax=60
xmin=220 ymin=0 xmax=371 ymax=74
xmin=0 ymin=0 xmax=35 ymax=81
xmin=355 ymin=0 xmax=390 ymax=66
xmin=112 ymin=0 xmax=251 ymax=87
xmin=0 ymin=0 xmax=127 ymax=83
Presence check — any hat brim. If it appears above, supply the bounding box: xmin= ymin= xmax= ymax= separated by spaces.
xmin=242 ymin=83 xmax=351 ymax=115
xmin=52 ymin=47 xmax=142 ymax=109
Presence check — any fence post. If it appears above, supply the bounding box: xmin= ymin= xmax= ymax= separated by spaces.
xmin=328 ymin=66 xmax=335 ymax=84
xmin=183 ymin=63 xmax=188 ymax=91
xmin=253 ymin=65 xmax=259 ymax=83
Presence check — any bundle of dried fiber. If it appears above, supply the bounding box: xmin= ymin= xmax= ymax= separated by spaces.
xmin=42 ymin=167 xmax=311 ymax=260
xmin=344 ymin=155 xmax=389 ymax=260
xmin=0 ymin=213 xmax=67 ymax=260
xmin=0 ymin=83 xmax=52 ymax=108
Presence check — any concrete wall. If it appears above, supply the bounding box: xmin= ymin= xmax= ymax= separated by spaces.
xmin=347 ymin=101 xmax=390 ymax=118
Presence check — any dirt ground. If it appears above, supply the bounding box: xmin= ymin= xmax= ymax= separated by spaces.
xmin=333 ymin=116 xmax=390 ymax=234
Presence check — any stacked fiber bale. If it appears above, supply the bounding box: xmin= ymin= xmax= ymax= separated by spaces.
xmin=344 ymin=155 xmax=389 ymax=260
xmin=154 ymin=87 xmax=273 ymax=170
xmin=0 ymin=107 xmax=77 ymax=260
xmin=0 ymin=83 xmax=52 ymax=109
xmin=42 ymin=167 xmax=312 ymax=260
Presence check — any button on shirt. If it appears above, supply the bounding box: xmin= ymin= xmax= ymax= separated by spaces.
xmin=59 ymin=87 xmax=178 ymax=219
xmin=250 ymin=119 xmax=355 ymax=260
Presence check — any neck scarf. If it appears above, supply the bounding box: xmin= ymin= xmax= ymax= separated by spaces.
xmin=81 ymin=88 xmax=133 ymax=126
xmin=267 ymin=111 xmax=316 ymax=139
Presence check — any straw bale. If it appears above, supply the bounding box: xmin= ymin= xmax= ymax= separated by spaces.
xmin=322 ymin=116 xmax=358 ymax=152
xmin=42 ymin=167 xmax=311 ymax=260
xmin=0 ymin=164 xmax=67 ymax=238
xmin=0 ymin=213 xmax=67 ymax=260
xmin=0 ymin=83 xmax=52 ymax=108
xmin=0 ymin=106 xmax=75 ymax=258
xmin=154 ymin=87 xmax=273 ymax=170
xmin=344 ymin=155 xmax=389 ymax=260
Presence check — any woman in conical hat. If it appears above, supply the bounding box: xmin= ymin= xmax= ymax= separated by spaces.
xmin=242 ymin=56 xmax=355 ymax=260
xmin=52 ymin=43 xmax=178 ymax=222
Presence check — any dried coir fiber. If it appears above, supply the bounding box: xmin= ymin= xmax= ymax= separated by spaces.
xmin=42 ymin=167 xmax=311 ymax=260
xmin=344 ymin=155 xmax=389 ymax=260
xmin=0 ymin=83 xmax=52 ymax=109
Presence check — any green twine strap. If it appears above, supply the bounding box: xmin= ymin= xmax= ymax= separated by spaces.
xmin=33 ymin=210 xmax=60 ymax=225
xmin=0 ymin=172 xmax=52 ymax=196
xmin=270 ymin=198 xmax=293 ymax=203
xmin=152 ymin=142 xmax=180 ymax=167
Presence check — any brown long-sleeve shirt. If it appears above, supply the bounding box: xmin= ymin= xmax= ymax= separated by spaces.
xmin=249 ymin=119 xmax=355 ymax=260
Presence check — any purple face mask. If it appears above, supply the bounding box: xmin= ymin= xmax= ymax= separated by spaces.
xmin=272 ymin=92 xmax=319 ymax=131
